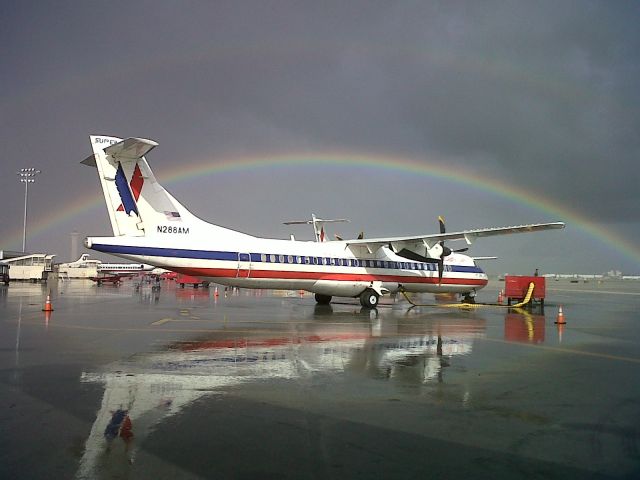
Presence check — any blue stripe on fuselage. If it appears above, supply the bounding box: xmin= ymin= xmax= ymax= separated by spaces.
xmin=90 ymin=243 xmax=485 ymax=274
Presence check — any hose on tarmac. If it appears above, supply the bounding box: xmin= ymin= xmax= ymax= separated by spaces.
xmin=399 ymin=282 xmax=536 ymax=309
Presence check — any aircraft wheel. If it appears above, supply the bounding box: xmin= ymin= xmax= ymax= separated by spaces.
xmin=314 ymin=293 xmax=332 ymax=305
xmin=359 ymin=290 xmax=379 ymax=309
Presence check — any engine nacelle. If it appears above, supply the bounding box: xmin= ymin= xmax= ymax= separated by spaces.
xmin=426 ymin=243 xmax=443 ymax=259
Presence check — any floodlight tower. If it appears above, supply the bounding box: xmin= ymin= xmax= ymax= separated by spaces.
xmin=17 ymin=168 xmax=41 ymax=252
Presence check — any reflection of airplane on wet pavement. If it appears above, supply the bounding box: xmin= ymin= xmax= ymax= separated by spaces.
xmin=82 ymin=135 xmax=564 ymax=308
xmin=76 ymin=312 xmax=485 ymax=476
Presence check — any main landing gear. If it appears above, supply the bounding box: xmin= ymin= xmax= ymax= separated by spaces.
xmin=359 ymin=289 xmax=379 ymax=309
xmin=314 ymin=290 xmax=380 ymax=309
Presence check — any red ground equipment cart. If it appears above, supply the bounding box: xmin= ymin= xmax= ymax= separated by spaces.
xmin=504 ymin=275 xmax=546 ymax=308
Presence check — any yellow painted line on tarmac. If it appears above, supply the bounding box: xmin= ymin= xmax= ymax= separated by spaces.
xmin=151 ymin=318 xmax=173 ymax=326
xmin=482 ymin=336 xmax=640 ymax=364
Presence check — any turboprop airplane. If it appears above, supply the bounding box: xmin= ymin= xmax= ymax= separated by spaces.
xmin=82 ymin=135 xmax=565 ymax=308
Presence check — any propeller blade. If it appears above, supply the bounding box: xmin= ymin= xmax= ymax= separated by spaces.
xmin=357 ymin=231 xmax=364 ymax=239
xmin=438 ymin=215 xmax=446 ymax=234
xmin=437 ymin=258 xmax=444 ymax=284
xmin=453 ymin=247 xmax=469 ymax=253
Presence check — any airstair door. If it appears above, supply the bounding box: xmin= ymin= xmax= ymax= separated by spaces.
xmin=237 ymin=253 xmax=251 ymax=278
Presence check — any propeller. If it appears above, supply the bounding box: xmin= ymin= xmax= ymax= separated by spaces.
xmin=435 ymin=216 xmax=470 ymax=282
xmin=397 ymin=216 xmax=469 ymax=284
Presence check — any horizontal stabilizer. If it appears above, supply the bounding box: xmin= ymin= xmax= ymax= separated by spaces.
xmin=81 ymin=154 xmax=97 ymax=167
xmin=104 ymin=137 xmax=158 ymax=159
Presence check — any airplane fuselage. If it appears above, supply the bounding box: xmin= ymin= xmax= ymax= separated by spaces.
xmin=85 ymin=234 xmax=488 ymax=297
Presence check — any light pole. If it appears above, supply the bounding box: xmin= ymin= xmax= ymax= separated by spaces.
xmin=17 ymin=168 xmax=40 ymax=252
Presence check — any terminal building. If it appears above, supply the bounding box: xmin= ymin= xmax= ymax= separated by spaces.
xmin=0 ymin=251 xmax=55 ymax=282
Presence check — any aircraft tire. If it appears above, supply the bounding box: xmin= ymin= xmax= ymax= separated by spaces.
xmin=359 ymin=290 xmax=379 ymax=309
xmin=314 ymin=293 xmax=332 ymax=305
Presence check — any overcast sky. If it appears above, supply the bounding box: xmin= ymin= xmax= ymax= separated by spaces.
xmin=1 ymin=1 xmax=639 ymax=274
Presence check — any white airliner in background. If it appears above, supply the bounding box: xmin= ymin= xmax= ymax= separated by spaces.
xmin=82 ymin=135 xmax=564 ymax=308
xmin=64 ymin=253 xmax=154 ymax=274
xmin=98 ymin=262 xmax=154 ymax=275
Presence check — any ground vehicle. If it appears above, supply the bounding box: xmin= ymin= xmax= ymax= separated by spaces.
xmin=176 ymin=273 xmax=207 ymax=288
xmin=0 ymin=263 xmax=9 ymax=284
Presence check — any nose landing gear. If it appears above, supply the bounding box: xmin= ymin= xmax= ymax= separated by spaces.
xmin=462 ymin=289 xmax=477 ymax=304
xmin=314 ymin=293 xmax=332 ymax=305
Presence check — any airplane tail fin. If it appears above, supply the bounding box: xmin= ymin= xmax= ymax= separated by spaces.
xmin=83 ymin=135 xmax=199 ymax=237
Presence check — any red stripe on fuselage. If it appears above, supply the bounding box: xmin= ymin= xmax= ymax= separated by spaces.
xmin=169 ymin=267 xmax=487 ymax=286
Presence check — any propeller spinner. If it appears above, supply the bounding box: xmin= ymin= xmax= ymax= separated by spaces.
xmin=397 ymin=216 xmax=468 ymax=284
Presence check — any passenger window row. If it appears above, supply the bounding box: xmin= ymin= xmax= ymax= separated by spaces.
xmin=253 ymin=253 xmax=440 ymax=271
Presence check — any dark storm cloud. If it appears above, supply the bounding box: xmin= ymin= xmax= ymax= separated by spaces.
xmin=1 ymin=1 xmax=638 ymax=269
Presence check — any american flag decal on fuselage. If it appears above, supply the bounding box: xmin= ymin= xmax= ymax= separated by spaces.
xmin=164 ymin=211 xmax=181 ymax=221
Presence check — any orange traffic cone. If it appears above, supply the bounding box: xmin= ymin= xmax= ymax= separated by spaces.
xmin=555 ymin=305 xmax=565 ymax=324
xmin=214 ymin=286 xmax=219 ymax=297
xmin=497 ymin=289 xmax=503 ymax=305
xmin=42 ymin=292 xmax=54 ymax=312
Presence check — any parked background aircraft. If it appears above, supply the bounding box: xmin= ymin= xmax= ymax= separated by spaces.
xmin=82 ymin=135 xmax=564 ymax=307
xmin=62 ymin=253 xmax=154 ymax=275
xmin=97 ymin=262 xmax=154 ymax=275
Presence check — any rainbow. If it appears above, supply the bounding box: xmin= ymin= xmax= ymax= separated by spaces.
xmin=2 ymin=151 xmax=638 ymax=266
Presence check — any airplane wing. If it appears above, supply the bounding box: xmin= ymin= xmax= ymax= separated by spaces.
xmin=345 ymin=222 xmax=565 ymax=253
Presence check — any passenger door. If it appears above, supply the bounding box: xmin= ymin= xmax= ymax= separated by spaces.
xmin=237 ymin=252 xmax=251 ymax=278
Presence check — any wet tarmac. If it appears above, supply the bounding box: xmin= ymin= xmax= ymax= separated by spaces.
xmin=1 ymin=278 xmax=639 ymax=479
